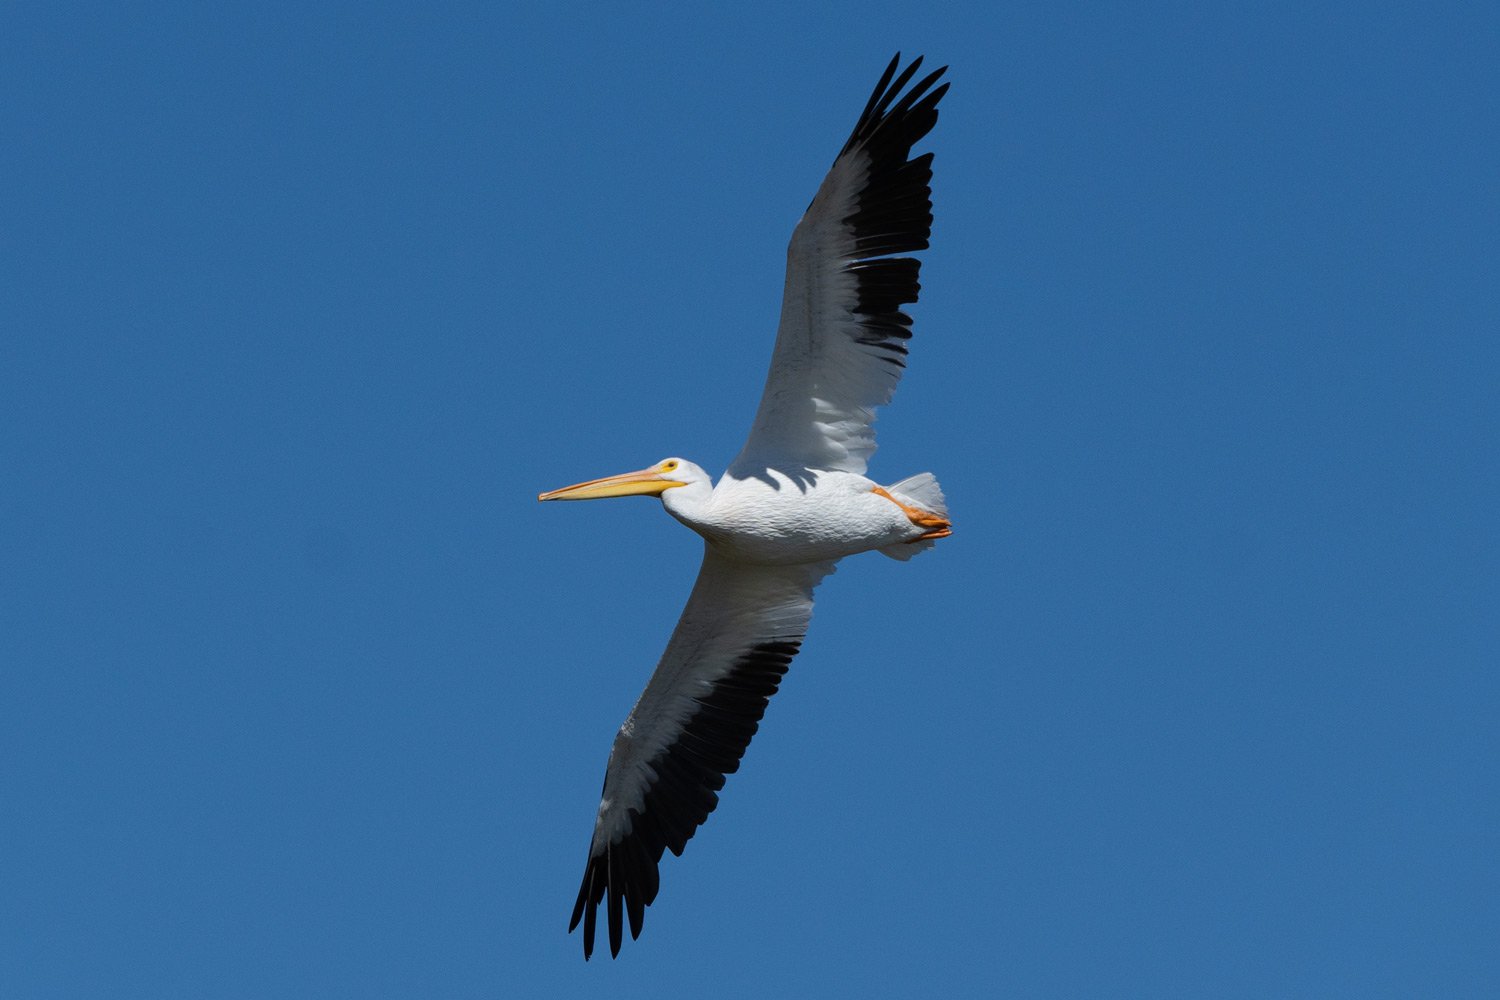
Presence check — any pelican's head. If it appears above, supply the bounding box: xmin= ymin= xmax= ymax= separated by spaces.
xmin=537 ymin=458 xmax=708 ymax=502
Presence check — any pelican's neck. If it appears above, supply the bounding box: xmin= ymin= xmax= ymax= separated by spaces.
xmin=660 ymin=476 xmax=715 ymax=534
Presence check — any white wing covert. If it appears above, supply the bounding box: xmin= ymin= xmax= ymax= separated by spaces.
xmin=568 ymin=551 xmax=835 ymax=959
xmin=730 ymin=55 xmax=948 ymax=480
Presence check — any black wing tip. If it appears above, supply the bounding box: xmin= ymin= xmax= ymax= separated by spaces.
xmin=835 ymin=55 xmax=947 ymax=365
xmin=569 ymin=846 xmax=642 ymax=960
xmin=841 ymin=54 xmax=949 ymax=157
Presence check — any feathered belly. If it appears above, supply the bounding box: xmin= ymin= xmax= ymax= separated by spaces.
xmin=691 ymin=470 xmax=914 ymax=565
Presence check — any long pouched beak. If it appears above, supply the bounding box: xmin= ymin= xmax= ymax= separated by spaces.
xmin=538 ymin=466 xmax=685 ymax=502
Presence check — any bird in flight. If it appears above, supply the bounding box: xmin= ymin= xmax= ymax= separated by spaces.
xmin=539 ymin=54 xmax=951 ymax=959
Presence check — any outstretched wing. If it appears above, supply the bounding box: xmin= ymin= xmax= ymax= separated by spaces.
xmin=569 ymin=551 xmax=834 ymax=959
xmin=729 ymin=54 xmax=948 ymax=480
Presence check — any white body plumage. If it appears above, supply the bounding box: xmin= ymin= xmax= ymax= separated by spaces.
xmin=660 ymin=461 xmax=945 ymax=565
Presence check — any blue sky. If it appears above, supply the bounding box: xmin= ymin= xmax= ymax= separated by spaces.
xmin=3 ymin=2 xmax=1497 ymax=997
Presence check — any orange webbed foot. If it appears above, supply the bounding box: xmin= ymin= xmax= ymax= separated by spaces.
xmin=872 ymin=486 xmax=953 ymax=538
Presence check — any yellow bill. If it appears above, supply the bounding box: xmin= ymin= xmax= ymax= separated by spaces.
xmin=538 ymin=462 xmax=687 ymax=502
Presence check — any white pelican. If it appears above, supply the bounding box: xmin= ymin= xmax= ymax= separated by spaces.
xmin=540 ymin=55 xmax=951 ymax=959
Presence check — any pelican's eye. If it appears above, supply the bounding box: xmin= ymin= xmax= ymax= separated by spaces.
xmin=661 ymin=461 xmax=679 ymax=473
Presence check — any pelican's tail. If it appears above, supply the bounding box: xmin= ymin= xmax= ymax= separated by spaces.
xmin=879 ymin=473 xmax=950 ymax=561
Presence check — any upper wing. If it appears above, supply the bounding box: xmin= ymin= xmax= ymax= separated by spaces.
xmin=729 ymin=55 xmax=948 ymax=480
xmin=568 ymin=550 xmax=835 ymax=959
